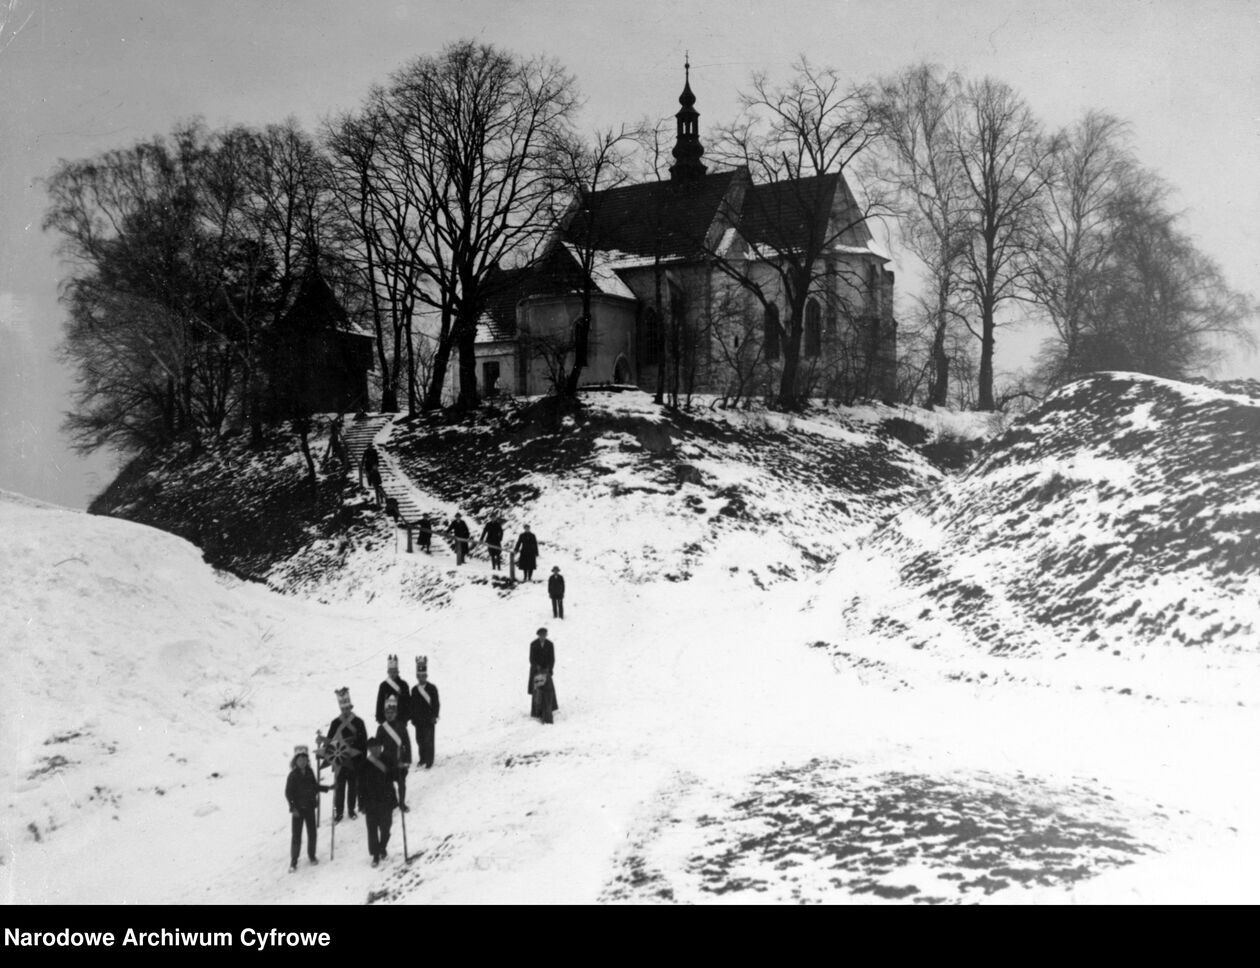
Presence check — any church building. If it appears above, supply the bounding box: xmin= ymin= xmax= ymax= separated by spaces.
xmin=470 ymin=62 xmax=897 ymax=403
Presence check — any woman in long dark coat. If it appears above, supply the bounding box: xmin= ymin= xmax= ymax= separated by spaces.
xmin=514 ymin=525 xmax=539 ymax=582
xmin=527 ymin=627 xmax=558 ymax=723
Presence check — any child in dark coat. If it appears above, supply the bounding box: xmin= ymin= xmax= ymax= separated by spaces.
xmin=285 ymin=745 xmax=331 ymax=872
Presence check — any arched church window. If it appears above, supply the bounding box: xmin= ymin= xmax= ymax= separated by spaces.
xmin=764 ymin=304 xmax=780 ymax=361
xmin=804 ymin=299 xmax=822 ymax=357
xmin=639 ymin=306 xmax=661 ymax=366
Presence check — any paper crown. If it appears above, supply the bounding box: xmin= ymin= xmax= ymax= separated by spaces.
xmin=335 ymin=687 xmax=352 ymax=706
xmin=415 ymin=655 xmax=428 ymax=672
xmin=387 ymin=654 xmax=399 ymax=672
xmin=293 ymin=744 xmax=309 ymax=758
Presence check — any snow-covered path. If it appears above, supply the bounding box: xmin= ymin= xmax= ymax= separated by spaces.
xmin=7 ymin=429 xmax=1260 ymax=904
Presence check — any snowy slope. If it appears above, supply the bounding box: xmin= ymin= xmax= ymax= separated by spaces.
xmin=6 ymin=379 xmax=1260 ymax=905
xmin=824 ymin=372 xmax=1260 ymax=705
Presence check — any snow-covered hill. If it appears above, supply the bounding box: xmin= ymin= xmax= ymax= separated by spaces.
xmin=825 ymin=372 xmax=1260 ymax=705
xmin=6 ymin=380 xmax=1260 ymax=905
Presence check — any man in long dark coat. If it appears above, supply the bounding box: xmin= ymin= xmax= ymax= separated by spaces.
xmin=358 ymin=737 xmax=398 ymax=866
xmin=451 ymin=513 xmax=471 ymax=565
xmin=324 ymin=687 xmax=368 ymax=823
xmin=528 ymin=627 xmax=558 ymax=721
xmin=376 ymin=694 xmax=412 ymax=813
xmin=410 ymin=655 xmax=441 ymax=769
xmin=514 ymin=524 xmax=539 ymax=582
xmin=481 ymin=515 xmax=505 ymax=571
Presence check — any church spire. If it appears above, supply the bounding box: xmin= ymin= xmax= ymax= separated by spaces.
xmin=670 ymin=54 xmax=707 ymax=184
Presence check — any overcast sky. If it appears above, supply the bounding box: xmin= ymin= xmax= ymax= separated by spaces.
xmin=2 ymin=0 xmax=1257 ymax=508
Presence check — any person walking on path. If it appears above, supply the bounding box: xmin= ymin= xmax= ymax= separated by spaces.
xmin=514 ymin=524 xmax=539 ymax=582
xmin=376 ymin=695 xmax=412 ymax=814
xmin=285 ymin=745 xmax=330 ymax=872
xmin=528 ymin=627 xmax=558 ymax=723
xmin=451 ymin=513 xmax=471 ymax=565
xmin=360 ymin=442 xmax=385 ymax=506
xmin=325 ymin=688 xmax=368 ymax=823
xmin=375 ymin=655 xmax=411 ymax=727
xmin=358 ymin=737 xmax=398 ymax=867
xmin=410 ymin=655 xmax=441 ymax=769
xmin=548 ymin=566 xmax=566 ymax=619
xmin=418 ymin=512 xmax=433 ymax=553
xmin=481 ymin=515 xmax=505 ymax=571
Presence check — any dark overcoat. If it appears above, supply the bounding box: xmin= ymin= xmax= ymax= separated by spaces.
xmin=410 ymin=681 xmax=441 ymax=726
xmin=357 ymin=751 xmax=398 ymax=812
xmin=285 ymin=764 xmax=323 ymax=812
xmin=527 ymin=636 xmax=559 ymax=711
xmin=548 ymin=574 xmax=565 ymax=599
xmin=515 ymin=531 xmax=539 ymax=571
xmin=376 ymin=717 xmax=412 ymax=769
xmin=376 ymin=676 xmax=411 ymax=724
xmin=324 ymin=713 xmax=368 ymax=774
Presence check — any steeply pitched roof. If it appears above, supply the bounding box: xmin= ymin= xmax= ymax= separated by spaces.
xmin=562 ymin=170 xmax=738 ymax=260
xmin=739 ymin=172 xmax=872 ymax=254
xmin=477 ymin=246 xmax=590 ymax=343
xmin=280 ymin=268 xmax=351 ymax=334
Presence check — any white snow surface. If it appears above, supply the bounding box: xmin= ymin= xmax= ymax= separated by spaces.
xmin=5 ymin=378 xmax=1260 ymax=905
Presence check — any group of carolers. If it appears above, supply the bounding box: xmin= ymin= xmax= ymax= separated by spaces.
xmin=284 ymin=654 xmax=441 ymax=871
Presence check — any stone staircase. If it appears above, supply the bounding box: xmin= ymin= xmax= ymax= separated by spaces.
xmin=340 ymin=413 xmax=464 ymax=561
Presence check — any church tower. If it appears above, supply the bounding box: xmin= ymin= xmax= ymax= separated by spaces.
xmin=669 ymin=55 xmax=707 ymax=184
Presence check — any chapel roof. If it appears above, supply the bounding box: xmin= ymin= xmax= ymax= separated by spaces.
xmin=561 ymin=169 xmax=738 ymax=261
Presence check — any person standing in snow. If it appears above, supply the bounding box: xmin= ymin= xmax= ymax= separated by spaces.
xmin=514 ymin=524 xmax=539 ymax=582
xmin=325 ymin=688 xmax=369 ymax=823
xmin=376 ymin=694 xmax=412 ymax=814
xmin=481 ymin=514 xmax=505 ymax=571
xmin=360 ymin=442 xmax=385 ymax=505
xmin=410 ymin=656 xmax=441 ymax=769
xmin=375 ymin=655 xmax=410 ymax=727
xmin=358 ymin=737 xmax=398 ymax=867
xmin=548 ymin=566 xmax=566 ymax=619
xmin=285 ymin=745 xmax=330 ymax=872
xmin=418 ymin=512 xmax=433 ymax=553
xmin=450 ymin=513 xmax=471 ymax=565
xmin=528 ymin=627 xmax=558 ymax=723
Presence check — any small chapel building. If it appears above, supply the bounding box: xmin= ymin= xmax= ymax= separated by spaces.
xmin=468 ymin=62 xmax=897 ymax=403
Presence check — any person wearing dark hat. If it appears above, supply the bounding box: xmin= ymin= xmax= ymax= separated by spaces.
xmin=410 ymin=655 xmax=441 ymax=769
xmin=285 ymin=745 xmax=331 ymax=872
xmin=358 ymin=736 xmax=398 ymax=867
xmin=547 ymin=566 xmax=566 ymax=619
xmin=324 ymin=687 xmax=368 ymax=823
xmin=514 ymin=524 xmax=539 ymax=582
xmin=376 ymin=694 xmax=412 ymax=813
xmin=376 ymin=655 xmax=410 ymax=726
xmin=527 ymin=627 xmax=558 ymax=723
xmin=451 ymin=513 xmax=471 ymax=565
xmin=481 ymin=514 xmax=505 ymax=571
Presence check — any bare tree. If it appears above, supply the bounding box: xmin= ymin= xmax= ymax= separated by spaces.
xmin=708 ymin=57 xmax=888 ymax=409
xmin=325 ymin=96 xmax=427 ymax=414
xmin=953 ymin=77 xmax=1057 ymax=410
xmin=1026 ymin=111 xmax=1137 ymax=385
xmin=373 ymin=40 xmax=578 ymax=411
xmin=1082 ymin=179 xmax=1255 ymax=379
xmin=874 ymin=63 xmax=970 ymax=408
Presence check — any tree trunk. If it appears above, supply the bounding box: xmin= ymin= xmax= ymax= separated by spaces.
xmin=455 ymin=311 xmax=479 ymax=409
xmin=929 ymin=309 xmax=950 ymax=409
xmin=977 ymin=302 xmax=996 ymax=411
